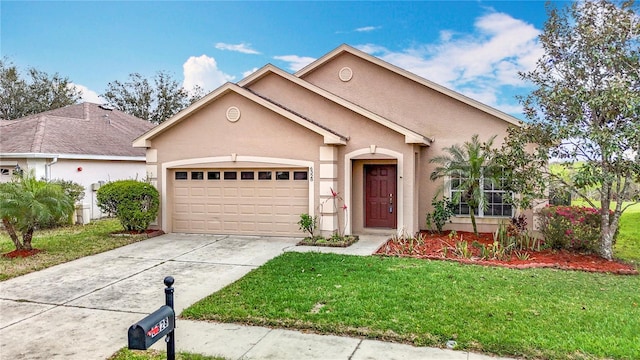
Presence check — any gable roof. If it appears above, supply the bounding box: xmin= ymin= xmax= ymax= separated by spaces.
xmin=239 ymin=65 xmax=432 ymax=146
xmin=0 ymin=103 xmax=154 ymax=158
xmin=133 ymin=83 xmax=347 ymax=147
xmin=296 ymin=44 xmax=521 ymax=127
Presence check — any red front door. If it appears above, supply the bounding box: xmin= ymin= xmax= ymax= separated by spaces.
xmin=365 ymin=165 xmax=397 ymax=228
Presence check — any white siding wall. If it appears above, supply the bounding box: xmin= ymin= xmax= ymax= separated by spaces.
xmin=49 ymin=159 xmax=147 ymax=219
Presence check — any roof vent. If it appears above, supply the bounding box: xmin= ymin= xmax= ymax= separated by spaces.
xmin=99 ymin=104 xmax=115 ymax=111
xmin=339 ymin=67 xmax=353 ymax=82
xmin=226 ymin=106 xmax=241 ymax=122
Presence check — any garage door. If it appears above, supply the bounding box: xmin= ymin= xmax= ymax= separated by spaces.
xmin=171 ymin=168 xmax=309 ymax=236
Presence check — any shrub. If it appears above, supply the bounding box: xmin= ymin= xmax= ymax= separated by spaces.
xmin=298 ymin=213 xmax=318 ymax=239
xmin=537 ymin=205 xmax=611 ymax=253
xmin=41 ymin=179 xmax=86 ymax=228
xmin=96 ymin=180 xmax=159 ymax=232
xmin=426 ymin=197 xmax=456 ymax=234
xmin=49 ymin=179 xmax=85 ymax=204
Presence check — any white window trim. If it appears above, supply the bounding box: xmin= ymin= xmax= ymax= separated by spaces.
xmin=445 ymin=172 xmax=513 ymax=218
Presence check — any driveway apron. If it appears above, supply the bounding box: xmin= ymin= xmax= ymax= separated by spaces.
xmin=0 ymin=234 xmax=299 ymax=359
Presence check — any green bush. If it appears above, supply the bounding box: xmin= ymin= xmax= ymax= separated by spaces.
xmin=96 ymin=180 xmax=159 ymax=232
xmin=49 ymin=179 xmax=85 ymax=204
xmin=298 ymin=213 xmax=318 ymax=238
xmin=537 ymin=205 xmax=611 ymax=253
xmin=40 ymin=179 xmax=86 ymax=228
xmin=425 ymin=197 xmax=455 ymax=234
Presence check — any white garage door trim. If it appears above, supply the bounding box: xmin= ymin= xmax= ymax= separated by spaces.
xmin=161 ymin=156 xmax=315 ymax=233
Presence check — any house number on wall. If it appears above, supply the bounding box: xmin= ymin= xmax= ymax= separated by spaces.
xmin=309 ymin=167 xmax=314 ymax=182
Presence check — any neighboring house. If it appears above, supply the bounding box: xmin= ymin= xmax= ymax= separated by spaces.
xmin=134 ymin=44 xmax=529 ymax=237
xmin=0 ymin=103 xmax=155 ymax=220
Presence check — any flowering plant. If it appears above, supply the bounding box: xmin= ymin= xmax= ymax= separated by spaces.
xmin=321 ymin=187 xmax=348 ymax=237
xmin=537 ymin=205 xmax=612 ymax=252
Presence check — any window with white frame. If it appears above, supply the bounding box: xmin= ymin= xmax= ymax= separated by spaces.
xmin=449 ymin=169 xmax=512 ymax=217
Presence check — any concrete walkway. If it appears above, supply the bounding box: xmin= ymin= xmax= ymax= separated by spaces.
xmin=0 ymin=233 xmax=516 ymax=360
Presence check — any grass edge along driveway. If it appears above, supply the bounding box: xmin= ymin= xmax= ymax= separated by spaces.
xmin=0 ymin=219 xmax=141 ymax=281
xmin=183 ymin=252 xmax=640 ymax=360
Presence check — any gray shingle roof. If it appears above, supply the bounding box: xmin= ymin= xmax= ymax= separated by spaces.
xmin=0 ymin=103 xmax=155 ymax=157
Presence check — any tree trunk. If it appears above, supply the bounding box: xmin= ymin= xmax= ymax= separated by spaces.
xmin=599 ymin=207 xmax=621 ymax=261
xmin=599 ymin=226 xmax=615 ymax=260
xmin=2 ymin=217 xmax=23 ymax=251
xmin=22 ymin=228 xmax=34 ymax=251
xmin=469 ymin=208 xmax=478 ymax=236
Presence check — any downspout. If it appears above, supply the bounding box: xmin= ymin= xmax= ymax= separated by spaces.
xmin=45 ymin=157 xmax=58 ymax=181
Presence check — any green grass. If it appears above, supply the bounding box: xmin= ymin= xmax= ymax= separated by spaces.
xmin=108 ymin=348 xmax=224 ymax=360
xmin=183 ymin=252 xmax=640 ymax=360
xmin=615 ymin=203 xmax=640 ymax=265
xmin=0 ymin=219 xmax=146 ymax=281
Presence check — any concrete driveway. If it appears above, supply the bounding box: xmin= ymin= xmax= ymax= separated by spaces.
xmin=0 ymin=233 xmax=302 ymax=359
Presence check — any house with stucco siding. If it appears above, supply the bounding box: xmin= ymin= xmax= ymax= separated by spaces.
xmin=134 ymin=44 xmax=528 ymax=237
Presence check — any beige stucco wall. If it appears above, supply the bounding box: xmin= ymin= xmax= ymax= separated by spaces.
xmin=248 ymin=72 xmax=422 ymax=234
xmin=148 ymin=91 xmax=325 ymax=232
xmin=301 ymin=51 xmax=533 ymax=233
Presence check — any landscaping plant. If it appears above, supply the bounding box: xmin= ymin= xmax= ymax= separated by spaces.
xmin=297 ymin=213 xmax=318 ymax=240
xmin=43 ymin=178 xmax=85 ymax=228
xmin=429 ymin=134 xmax=501 ymax=235
xmin=538 ymin=205 xmax=610 ymax=253
xmin=425 ymin=196 xmax=455 ymax=234
xmin=96 ymin=180 xmax=159 ymax=232
xmin=0 ymin=171 xmax=74 ymax=251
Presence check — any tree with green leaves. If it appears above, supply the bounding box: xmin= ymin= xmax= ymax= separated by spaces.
xmin=430 ymin=134 xmax=501 ymax=235
xmin=498 ymin=0 xmax=640 ymax=260
xmin=0 ymin=58 xmax=82 ymax=120
xmin=0 ymin=172 xmax=74 ymax=251
xmin=102 ymin=71 xmax=204 ymax=124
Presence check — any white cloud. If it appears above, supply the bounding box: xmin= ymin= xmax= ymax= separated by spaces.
xmin=356 ymin=11 xmax=543 ymax=115
xmin=355 ymin=26 xmax=380 ymax=32
xmin=242 ymin=67 xmax=259 ymax=78
xmin=70 ymin=83 xmax=103 ymax=104
xmin=214 ymin=42 xmax=260 ymax=54
xmin=182 ymin=55 xmax=235 ymax=94
xmin=273 ymin=55 xmax=317 ymax=72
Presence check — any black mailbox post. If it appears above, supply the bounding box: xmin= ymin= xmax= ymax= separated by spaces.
xmin=128 ymin=276 xmax=176 ymax=360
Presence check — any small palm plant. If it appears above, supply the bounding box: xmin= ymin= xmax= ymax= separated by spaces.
xmin=429 ymin=134 xmax=501 ymax=235
xmin=0 ymin=171 xmax=74 ymax=251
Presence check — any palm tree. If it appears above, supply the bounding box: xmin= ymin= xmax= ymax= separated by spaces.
xmin=429 ymin=134 xmax=500 ymax=235
xmin=0 ymin=171 xmax=74 ymax=251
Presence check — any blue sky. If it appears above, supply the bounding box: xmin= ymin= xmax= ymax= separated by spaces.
xmin=2 ymin=1 xmax=562 ymax=119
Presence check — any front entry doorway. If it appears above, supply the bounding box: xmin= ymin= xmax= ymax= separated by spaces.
xmin=364 ymin=164 xmax=397 ymax=228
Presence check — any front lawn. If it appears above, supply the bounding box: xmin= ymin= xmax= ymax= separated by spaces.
xmin=183 ymin=252 xmax=640 ymax=360
xmin=0 ymin=219 xmax=143 ymax=281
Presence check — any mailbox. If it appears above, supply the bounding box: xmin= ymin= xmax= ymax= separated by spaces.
xmin=128 ymin=305 xmax=175 ymax=350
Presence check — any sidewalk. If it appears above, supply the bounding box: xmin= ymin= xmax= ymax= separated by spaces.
xmin=0 ymin=233 xmax=516 ymax=359
xmin=161 ymin=320 xmax=509 ymax=360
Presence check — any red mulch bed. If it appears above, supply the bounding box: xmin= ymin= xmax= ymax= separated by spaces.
xmin=3 ymin=249 xmax=43 ymax=258
xmin=375 ymin=231 xmax=638 ymax=275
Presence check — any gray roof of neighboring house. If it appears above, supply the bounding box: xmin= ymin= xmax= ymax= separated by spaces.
xmin=0 ymin=103 xmax=155 ymax=157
